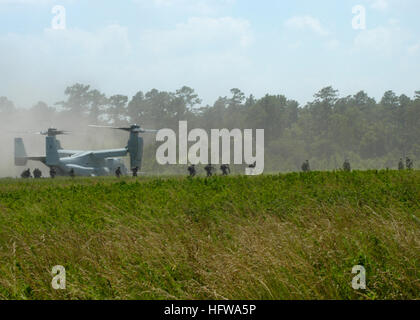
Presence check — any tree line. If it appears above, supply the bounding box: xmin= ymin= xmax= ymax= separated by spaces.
xmin=1 ymin=84 xmax=419 ymax=173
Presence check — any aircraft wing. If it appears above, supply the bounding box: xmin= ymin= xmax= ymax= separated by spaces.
xmin=27 ymin=156 xmax=46 ymax=162
xmin=70 ymin=148 xmax=128 ymax=159
xmin=58 ymin=149 xmax=84 ymax=157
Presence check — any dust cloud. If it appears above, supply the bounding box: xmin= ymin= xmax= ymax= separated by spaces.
xmin=0 ymin=104 xmax=129 ymax=178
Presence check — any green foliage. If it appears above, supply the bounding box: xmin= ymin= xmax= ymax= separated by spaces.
xmin=0 ymin=171 xmax=418 ymax=300
xmin=3 ymin=85 xmax=420 ymax=173
xmin=176 ymin=86 xmax=420 ymax=172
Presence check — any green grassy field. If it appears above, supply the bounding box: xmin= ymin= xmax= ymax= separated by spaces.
xmin=0 ymin=171 xmax=419 ymax=300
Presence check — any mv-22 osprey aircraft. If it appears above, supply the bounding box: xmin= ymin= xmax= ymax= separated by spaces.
xmin=14 ymin=124 xmax=157 ymax=177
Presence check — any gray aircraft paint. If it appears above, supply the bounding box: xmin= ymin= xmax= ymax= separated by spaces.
xmin=14 ymin=125 xmax=155 ymax=177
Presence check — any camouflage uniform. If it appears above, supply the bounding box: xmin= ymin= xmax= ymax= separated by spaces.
xmin=50 ymin=167 xmax=56 ymax=179
xmin=33 ymin=168 xmax=42 ymax=179
xmin=132 ymin=167 xmax=138 ymax=177
xmin=205 ymin=164 xmax=214 ymax=177
xmin=115 ymin=167 xmax=122 ymax=178
xmin=406 ymin=157 xmax=414 ymax=170
xmin=220 ymin=164 xmax=231 ymax=176
xmin=301 ymin=160 xmax=310 ymax=172
xmin=398 ymin=159 xmax=405 ymax=171
xmin=187 ymin=164 xmax=196 ymax=177
xmin=343 ymin=160 xmax=351 ymax=172
xmin=21 ymin=169 xmax=31 ymax=179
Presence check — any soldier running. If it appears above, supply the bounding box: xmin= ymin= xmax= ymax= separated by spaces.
xmin=50 ymin=167 xmax=56 ymax=179
xmin=220 ymin=164 xmax=231 ymax=176
xmin=21 ymin=168 xmax=31 ymax=179
xmin=343 ymin=159 xmax=351 ymax=172
xmin=115 ymin=167 xmax=122 ymax=178
xmin=301 ymin=160 xmax=310 ymax=172
xmin=204 ymin=163 xmax=214 ymax=177
xmin=187 ymin=164 xmax=196 ymax=177
xmin=132 ymin=167 xmax=138 ymax=177
xmin=398 ymin=158 xmax=405 ymax=170
xmin=406 ymin=157 xmax=414 ymax=170
xmin=69 ymin=169 xmax=75 ymax=178
xmin=33 ymin=168 xmax=42 ymax=179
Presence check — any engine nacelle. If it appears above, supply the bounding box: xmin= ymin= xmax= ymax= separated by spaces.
xmin=65 ymin=164 xmax=96 ymax=176
xmin=128 ymin=134 xmax=144 ymax=170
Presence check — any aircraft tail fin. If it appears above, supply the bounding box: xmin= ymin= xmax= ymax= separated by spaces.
xmin=14 ymin=138 xmax=28 ymax=166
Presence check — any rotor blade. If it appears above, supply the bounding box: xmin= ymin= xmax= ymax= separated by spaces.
xmin=40 ymin=130 xmax=71 ymax=136
xmin=89 ymin=125 xmax=131 ymax=131
xmin=8 ymin=130 xmax=43 ymax=135
xmin=140 ymin=129 xmax=159 ymax=133
xmin=9 ymin=129 xmax=71 ymax=136
xmin=88 ymin=125 xmax=117 ymax=129
xmin=89 ymin=124 xmax=158 ymax=133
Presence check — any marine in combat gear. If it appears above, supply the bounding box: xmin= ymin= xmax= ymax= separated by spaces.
xmin=69 ymin=168 xmax=75 ymax=178
xmin=187 ymin=164 xmax=196 ymax=177
xmin=50 ymin=167 xmax=56 ymax=179
xmin=132 ymin=167 xmax=139 ymax=177
xmin=204 ymin=163 xmax=215 ymax=177
xmin=115 ymin=167 xmax=122 ymax=178
xmin=406 ymin=157 xmax=414 ymax=170
xmin=33 ymin=168 xmax=42 ymax=179
xmin=21 ymin=168 xmax=31 ymax=179
xmin=398 ymin=158 xmax=405 ymax=171
xmin=220 ymin=164 xmax=231 ymax=176
xmin=343 ymin=159 xmax=351 ymax=172
xmin=301 ymin=160 xmax=310 ymax=172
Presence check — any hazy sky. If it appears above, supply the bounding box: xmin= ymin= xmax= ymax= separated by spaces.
xmin=1 ymin=0 xmax=419 ymax=108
